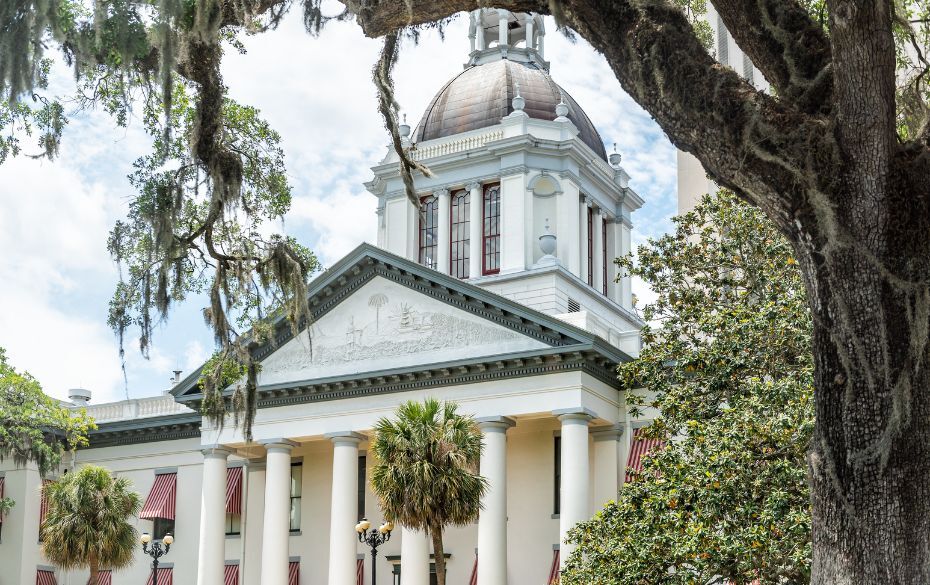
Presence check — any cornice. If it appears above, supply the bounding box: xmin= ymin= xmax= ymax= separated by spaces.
xmin=87 ymin=413 xmax=202 ymax=448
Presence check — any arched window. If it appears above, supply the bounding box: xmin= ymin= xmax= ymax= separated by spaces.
xmin=419 ymin=195 xmax=439 ymax=269
xmin=482 ymin=184 xmax=501 ymax=275
xmin=450 ymin=190 xmax=470 ymax=278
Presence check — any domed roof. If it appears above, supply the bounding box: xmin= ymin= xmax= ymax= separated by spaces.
xmin=414 ymin=59 xmax=608 ymax=160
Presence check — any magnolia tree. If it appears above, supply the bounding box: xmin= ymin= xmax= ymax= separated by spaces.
xmin=563 ymin=191 xmax=813 ymax=584
xmin=3 ymin=1 xmax=930 ymax=581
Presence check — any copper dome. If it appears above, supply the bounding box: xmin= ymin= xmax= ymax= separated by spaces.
xmin=414 ymin=60 xmax=608 ymax=160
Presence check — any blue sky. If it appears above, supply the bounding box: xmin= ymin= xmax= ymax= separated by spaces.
xmin=0 ymin=9 xmax=678 ymax=403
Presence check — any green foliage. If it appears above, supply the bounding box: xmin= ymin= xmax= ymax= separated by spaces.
xmin=0 ymin=347 xmax=95 ymax=477
xmin=370 ymin=398 xmax=486 ymax=585
xmin=563 ymin=191 xmax=814 ymax=585
xmin=0 ymin=495 xmax=14 ymax=518
xmin=40 ymin=465 xmax=142 ymax=584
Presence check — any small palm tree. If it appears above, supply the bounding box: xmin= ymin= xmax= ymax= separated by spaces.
xmin=40 ymin=466 xmax=142 ymax=585
xmin=371 ymin=398 xmax=486 ymax=585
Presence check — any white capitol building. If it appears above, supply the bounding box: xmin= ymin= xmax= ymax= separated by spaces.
xmin=0 ymin=9 xmax=683 ymax=585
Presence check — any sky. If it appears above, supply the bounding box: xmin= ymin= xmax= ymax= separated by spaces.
xmin=0 ymin=6 xmax=679 ymax=404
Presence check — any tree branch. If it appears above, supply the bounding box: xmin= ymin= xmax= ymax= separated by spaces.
xmin=714 ymin=0 xmax=833 ymax=115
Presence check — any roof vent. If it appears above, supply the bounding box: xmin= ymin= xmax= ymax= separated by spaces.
xmin=68 ymin=388 xmax=92 ymax=406
xmin=567 ymin=298 xmax=581 ymax=313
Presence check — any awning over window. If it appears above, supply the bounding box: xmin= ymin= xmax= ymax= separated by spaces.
xmin=145 ymin=568 xmax=172 ymax=585
xmin=356 ymin=558 xmax=364 ymax=585
xmin=88 ymin=570 xmax=111 ymax=585
xmin=226 ymin=467 xmax=243 ymax=515
xmin=469 ymin=554 xmax=478 ymax=585
xmin=39 ymin=479 xmax=53 ymax=527
xmin=36 ymin=570 xmax=57 ymax=585
xmin=140 ymin=473 xmax=177 ymax=520
xmin=288 ymin=561 xmax=300 ymax=585
xmin=547 ymin=550 xmax=560 ymax=585
xmin=625 ymin=427 xmax=666 ymax=482
xmin=224 ymin=565 xmax=239 ymax=585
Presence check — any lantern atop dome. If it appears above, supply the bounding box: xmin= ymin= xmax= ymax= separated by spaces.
xmin=468 ymin=9 xmax=547 ymax=70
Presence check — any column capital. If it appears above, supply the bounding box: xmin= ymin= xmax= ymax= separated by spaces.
xmin=434 ymin=188 xmax=450 ymax=198
xmin=259 ymin=438 xmax=298 ymax=453
xmin=466 ymin=181 xmax=482 ymax=192
xmin=553 ymin=408 xmax=596 ymax=424
xmin=591 ymin=423 xmax=625 ymax=442
xmin=201 ymin=445 xmax=233 ymax=458
xmin=324 ymin=431 xmax=366 ymax=445
xmin=476 ymin=416 xmax=516 ymax=433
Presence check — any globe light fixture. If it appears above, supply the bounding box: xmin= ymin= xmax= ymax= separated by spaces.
xmin=356 ymin=517 xmax=393 ymax=585
xmin=141 ymin=530 xmax=172 ymax=585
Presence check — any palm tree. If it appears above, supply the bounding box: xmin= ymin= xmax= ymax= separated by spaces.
xmin=40 ymin=466 xmax=142 ymax=585
xmin=371 ymin=398 xmax=486 ymax=585
xmin=368 ymin=293 xmax=389 ymax=333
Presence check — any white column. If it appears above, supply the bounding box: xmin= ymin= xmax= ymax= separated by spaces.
xmin=579 ymin=197 xmax=590 ymax=284
xmin=401 ymin=526 xmax=431 ymax=585
xmin=197 ymin=447 xmax=230 ymax=585
xmin=592 ymin=207 xmax=604 ymax=294
xmin=468 ymin=182 xmax=483 ymax=278
xmin=475 ymin=9 xmax=486 ymax=51
xmin=327 ymin=432 xmax=364 ymax=585
xmin=477 ymin=417 xmax=515 ymax=585
xmin=436 ymin=189 xmax=451 ymax=274
xmin=555 ymin=410 xmax=592 ymax=567
xmin=617 ymin=217 xmax=633 ymax=309
xmin=497 ymin=9 xmax=509 ymax=46
xmin=525 ymin=17 xmax=534 ymax=51
xmin=260 ymin=439 xmax=297 ymax=585
xmin=591 ymin=426 xmax=623 ymax=508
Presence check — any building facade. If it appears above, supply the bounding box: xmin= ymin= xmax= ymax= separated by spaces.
xmin=0 ymin=10 xmax=657 ymax=585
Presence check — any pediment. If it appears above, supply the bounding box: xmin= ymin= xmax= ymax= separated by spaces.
xmin=258 ymin=276 xmax=549 ymax=386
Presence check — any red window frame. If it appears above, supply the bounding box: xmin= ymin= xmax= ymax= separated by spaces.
xmin=418 ymin=195 xmax=439 ymax=269
xmin=602 ymin=217 xmax=609 ymax=295
xmin=586 ymin=206 xmax=594 ymax=285
xmin=482 ymin=184 xmax=501 ymax=275
xmin=450 ymin=189 xmax=470 ymax=278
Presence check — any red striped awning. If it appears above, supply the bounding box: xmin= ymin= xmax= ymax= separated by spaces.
xmin=39 ymin=479 xmax=53 ymax=527
xmin=356 ymin=558 xmax=364 ymax=585
xmin=547 ymin=550 xmax=560 ymax=585
xmin=145 ymin=568 xmax=172 ymax=585
xmin=36 ymin=570 xmax=57 ymax=585
xmin=224 ymin=565 xmax=239 ymax=585
xmin=469 ymin=554 xmax=478 ymax=585
xmin=140 ymin=473 xmax=177 ymax=520
xmin=288 ymin=561 xmax=300 ymax=585
xmin=226 ymin=467 xmax=243 ymax=515
xmin=625 ymin=427 xmax=666 ymax=482
xmin=88 ymin=570 xmax=112 ymax=585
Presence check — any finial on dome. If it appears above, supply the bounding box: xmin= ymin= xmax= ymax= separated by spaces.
xmin=399 ymin=113 xmax=410 ymax=139
xmin=609 ymin=142 xmax=622 ymax=166
xmin=555 ymin=92 xmax=569 ymax=120
xmin=512 ymin=80 xmax=525 ymax=112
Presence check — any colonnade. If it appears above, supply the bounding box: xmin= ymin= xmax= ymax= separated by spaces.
xmin=196 ymin=410 xmax=611 ymax=585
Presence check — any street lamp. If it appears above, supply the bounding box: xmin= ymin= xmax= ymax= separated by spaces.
xmin=356 ymin=517 xmax=393 ymax=585
xmin=140 ymin=531 xmax=173 ymax=585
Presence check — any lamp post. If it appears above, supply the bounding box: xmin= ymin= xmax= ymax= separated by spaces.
xmin=140 ymin=531 xmax=173 ymax=585
xmin=356 ymin=517 xmax=393 ymax=585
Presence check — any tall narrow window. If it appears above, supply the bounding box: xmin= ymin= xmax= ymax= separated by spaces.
xmin=553 ymin=436 xmax=561 ymax=515
xmin=586 ymin=207 xmax=594 ymax=286
xmin=602 ymin=217 xmax=609 ymax=295
xmin=418 ymin=195 xmax=439 ymax=269
xmin=482 ymin=184 xmax=501 ymax=275
xmin=358 ymin=455 xmax=367 ymax=522
xmin=450 ymin=190 xmax=470 ymax=278
xmin=289 ymin=463 xmax=302 ymax=532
